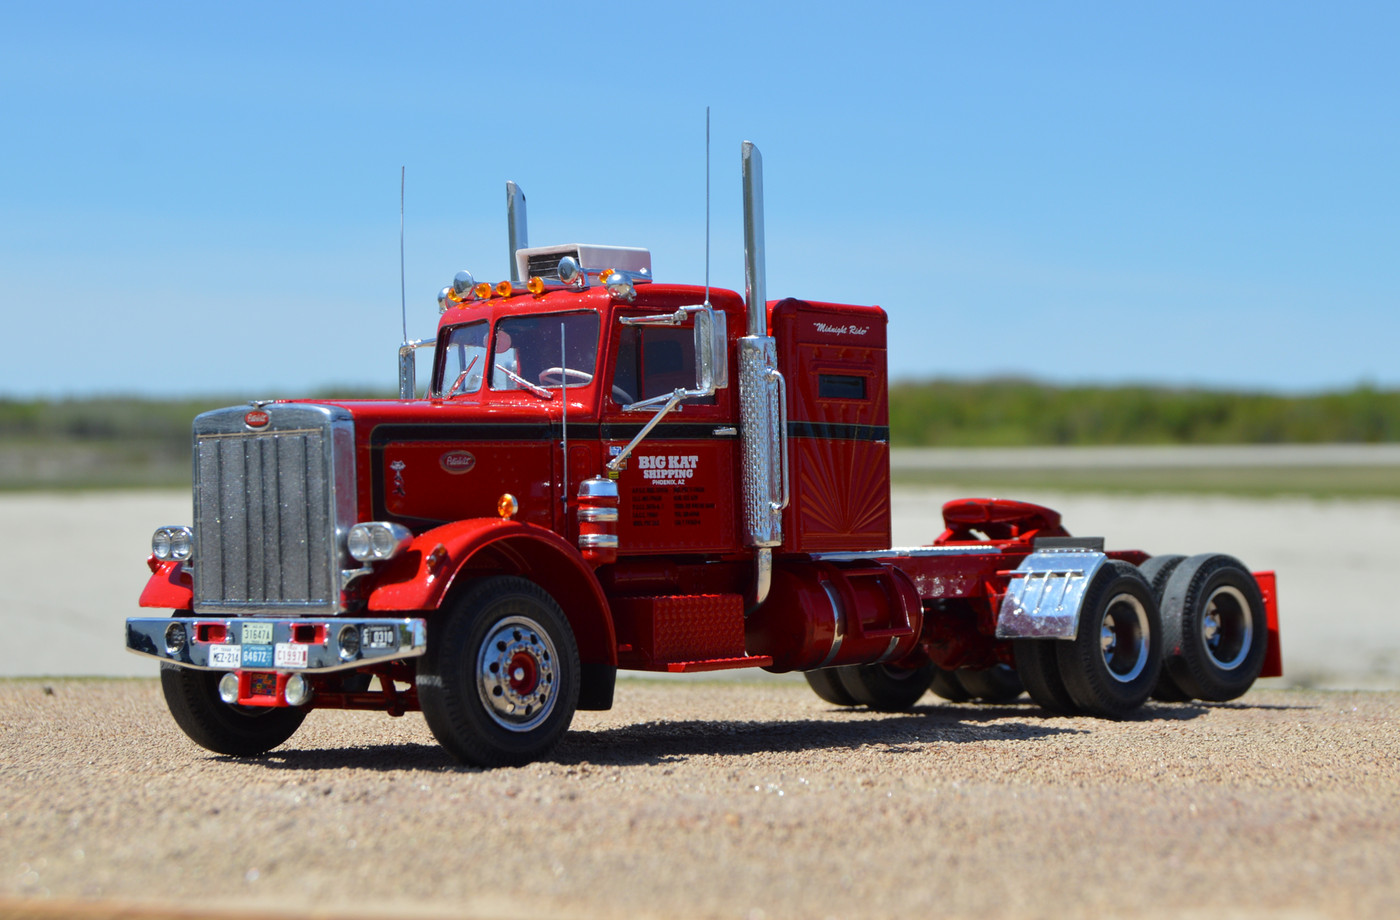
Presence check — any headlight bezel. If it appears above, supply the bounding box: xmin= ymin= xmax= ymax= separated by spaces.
xmin=151 ymin=525 xmax=194 ymax=562
xmin=346 ymin=522 xmax=413 ymax=563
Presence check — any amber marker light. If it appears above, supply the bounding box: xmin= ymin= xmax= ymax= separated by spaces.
xmin=495 ymin=280 xmax=514 ymax=298
xmin=526 ymin=276 xmax=545 ymax=296
xmin=474 ymin=282 xmax=493 ymax=300
xmin=497 ymin=493 xmax=519 ymax=519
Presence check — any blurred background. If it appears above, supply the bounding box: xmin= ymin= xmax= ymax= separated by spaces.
xmin=2 ymin=1 xmax=1396 ymax=686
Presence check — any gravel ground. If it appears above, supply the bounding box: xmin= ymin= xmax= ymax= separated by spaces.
xmin=2 ymin=679 xmax=1398 ymax=920
xmin=5 ymin=487 xmax=1400 ymax=688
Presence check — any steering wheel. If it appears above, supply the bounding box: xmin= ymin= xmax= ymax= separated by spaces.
xmin=538 ymin=366 xmax=594 ymax=387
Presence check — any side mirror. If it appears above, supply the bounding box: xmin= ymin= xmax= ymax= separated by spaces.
xmin=397 ymin=337 xmax=437 ymax=399
xmin=692 ymin=307 xmax=728 ymax=396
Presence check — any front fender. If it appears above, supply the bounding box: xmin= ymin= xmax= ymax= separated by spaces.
xmin=366 ymin=518 xmax=616 ymax=666
xmin=139 ymin=556 xmax=193 ymax=609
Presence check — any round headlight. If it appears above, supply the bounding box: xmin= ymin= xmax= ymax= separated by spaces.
xmin=348 ymin=522 xmax=412 ymax=562
xmin=164 ymin=622 xmax=187 ymax=654
xmin=284 ymin=673 xmax=312 ymax=707
xmin=218 ymin=672 xmax=240 ymax=704
xmin=347 ymin=525 xmax=373 ymax=560
xmin=557 ymin=256 xmax=583 ymax=286
xmin=152 ymin=529 xmax=173 ymax=560
xmin=338 ymin=625 xmax=361 ymax=661
xmin=606 ymin=274 xmax=636 ymax=303
xmin=169 ymin=528 xmax=193 ymax=561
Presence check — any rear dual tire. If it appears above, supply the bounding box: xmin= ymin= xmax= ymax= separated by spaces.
xmin=803 ymin=662 xmax=935 ymax=711
xmin=1015 ymin=561 xmax=1164 ymax=719
xmin=805 ymin=661 xmax=1022 ymax=708
xmin=1158 ymin=554 xmax=1268 ymax=702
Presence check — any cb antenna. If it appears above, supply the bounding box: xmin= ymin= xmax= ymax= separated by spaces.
xmin=399 ymin=166 xmax=408 ymax=344
xmin=704 ymin=106 xmax=711 ymax=308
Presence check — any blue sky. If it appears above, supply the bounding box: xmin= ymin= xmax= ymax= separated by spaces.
xmin=2 ymin=1 xmax=1396 ymax=398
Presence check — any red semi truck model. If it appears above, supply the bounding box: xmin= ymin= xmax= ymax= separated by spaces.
xmin=127 ymin=143 xmax=1282 ymax=767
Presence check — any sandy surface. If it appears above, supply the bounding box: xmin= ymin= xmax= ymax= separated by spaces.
xmin=1 ymin=679 xmax=1398 ymax=919
xmin=3 ymin=487 xmax=1399 ymax=689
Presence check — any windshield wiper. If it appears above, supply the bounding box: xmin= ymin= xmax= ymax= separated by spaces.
xmin=446 ymin=356 xmax=480 ymax=398
xmin=495 ymin=363 xmax=552 ymax=400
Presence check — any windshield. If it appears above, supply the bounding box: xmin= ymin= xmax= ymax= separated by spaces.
xmin=436 ymin=320 xmax=489 ymax=398
xmin=491 ymin=312 xmax=600 ymax=393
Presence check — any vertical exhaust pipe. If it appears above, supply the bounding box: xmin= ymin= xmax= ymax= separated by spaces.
xmin=742 ymin=142 xmax=766 ymax=337
xmin=507 ymin=180 xmax=528 ymax=283
xmin=738 ymin=141 xmax=784 ymax=610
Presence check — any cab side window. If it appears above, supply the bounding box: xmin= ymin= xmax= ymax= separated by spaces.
xmin=612 ymin=326 xmax=715 ymax=406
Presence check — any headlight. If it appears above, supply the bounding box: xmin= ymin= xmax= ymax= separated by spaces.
xmin=338 ymin=625 xmax=361 ymax=661
xmin=284 ymin=674 xmax=313 ymax=707
xmin=152 ymin=526 xmax=194 ymax=561
xmin=164 ymin=622 xmax=188 ymax=654
xmin=347 ymin=522 xmax=413 ymax=562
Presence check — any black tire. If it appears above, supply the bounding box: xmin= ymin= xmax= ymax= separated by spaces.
xmin=804 ymin=668 xmax=858 ymax=706
xmin=1159 ymin=554 xmax=1268 ymax=702
xmin=1138 ymin=554 xmax=1186 ymax=598
xmin=160 ymin=664 xmax=307 ymax=757
xmin=418 ymin=576 xmax=580 ymax=768
xmin=1056 ymin=561 xmax=1163 ymax=718
xmin=1013 ymin=640 xmax=1079 ymax=715
xmin=928 ymin=665 xmax=972 ymax=703
xmin=1139 ymin=554 xmax=1193 ymax=702
xmin=956 ymin=664 xmax=1025 ymax=703
xmin=836 ymin=662 xmax=935 ymax=711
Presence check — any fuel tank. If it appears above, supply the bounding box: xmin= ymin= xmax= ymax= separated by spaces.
xmin=746 ymin=560 xmax=922 ymax=672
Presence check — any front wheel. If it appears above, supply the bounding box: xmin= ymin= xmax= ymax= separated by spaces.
xmin=160 ymin=665 xmax=307 ymax=756
xmin=418 ymin=576 xmax=580 ymax=767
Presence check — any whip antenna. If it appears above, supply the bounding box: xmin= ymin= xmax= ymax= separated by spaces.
xmin=399 ymin=166 xmax=408 ymax=344
xmin=704 ymin=106 xmax=711 ymax=307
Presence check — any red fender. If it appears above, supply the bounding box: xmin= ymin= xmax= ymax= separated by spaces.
xmin=367 ymin=518 xmax=616 ymax=667
xmin=139 ymin=556 xmax=193 ymax=609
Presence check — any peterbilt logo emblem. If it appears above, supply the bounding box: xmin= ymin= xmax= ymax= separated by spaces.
xmin=439 ymin=451 xmax=476 ymax=474
xmin=244 ymin=410 xmax=270 ymax=429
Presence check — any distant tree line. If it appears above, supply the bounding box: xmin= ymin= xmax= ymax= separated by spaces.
xmin=1 ymin=381 xmax=1397 ymax=449
xmin=887 ymin=379 xmax=1400 ymax=446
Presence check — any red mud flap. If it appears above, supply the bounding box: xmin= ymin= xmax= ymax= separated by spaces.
xmin=1254 ymin=571 xmax=1283 ymax=678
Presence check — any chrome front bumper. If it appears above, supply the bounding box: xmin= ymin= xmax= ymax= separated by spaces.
xmin=126 ymin=617 xmax=428 ymax=673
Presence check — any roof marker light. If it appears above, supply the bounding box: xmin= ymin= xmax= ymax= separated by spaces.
xmin=495 ymin=280 xmax=513 ymax=298
xmin=474 ymin=282 xmax=493 ymax=300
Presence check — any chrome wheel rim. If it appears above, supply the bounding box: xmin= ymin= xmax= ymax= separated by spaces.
xmin=1098 ymin=593 xmax=1150 ymax=683
xmin=1200 ymin=585 xmax=1252 ymax=671
xmin=476 ymin=615 xmax=558 ymax=732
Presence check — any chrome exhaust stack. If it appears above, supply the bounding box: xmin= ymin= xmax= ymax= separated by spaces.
xmin=507 ymin=180 xmax=528 ymax=283
xmin=738 ymin=141 xmax=787 ymax=610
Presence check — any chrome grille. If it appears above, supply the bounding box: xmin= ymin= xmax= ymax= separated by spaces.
xmin=191 ymin=406 xmax=353 ymax=615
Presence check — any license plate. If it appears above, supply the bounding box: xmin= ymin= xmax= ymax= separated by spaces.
xmin=209 ymin=645 xmax=241 ymax=668
xmin=241 ymin=644 xmax=274 ymax=668
xmin=274 ymin=643 xmax=308 ymax=669
xmin=242 ymin=622 xmax=274 ymax=645
xmin=362 ymin=625 xmax=397 ymax=650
